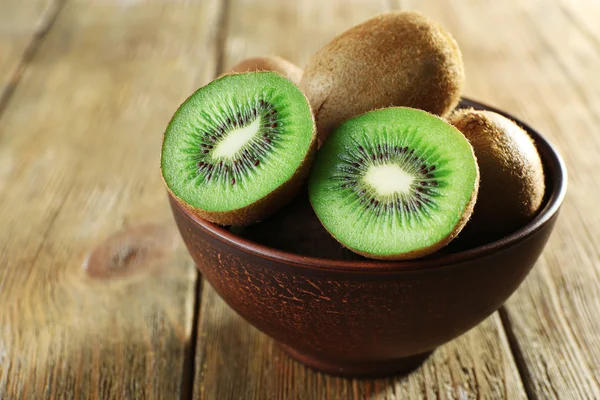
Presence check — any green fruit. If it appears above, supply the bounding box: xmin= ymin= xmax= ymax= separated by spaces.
xmin=308 ymin=107 xmax=479 ymax=260
xmin=448 ymin=109 xmax=545 ymax=245
xmin=161 ymin=72 xmax=316 ymax=226
xmin=301 ymin=11 xmax=464 ymax=144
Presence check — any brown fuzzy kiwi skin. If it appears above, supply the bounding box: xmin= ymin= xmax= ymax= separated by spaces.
xmin=300 ymin=11 xmax=465 ymax=145
xmin=226 ymin=56 xmax=303 ymax=85
xmin=448 ymin=108 xmax=545 ymax=245
xmin=308 ymin=108 xmax=480 ymax=260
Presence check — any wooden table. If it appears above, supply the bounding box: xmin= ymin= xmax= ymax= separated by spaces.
xmin=1 ymin=0 xmax=598 ymax=398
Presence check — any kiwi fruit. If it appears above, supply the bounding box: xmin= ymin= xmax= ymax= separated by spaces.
xmin=301 ymin=11 xmax=464 ymax=144
xmin=228 ymin=56 xmax=303 ymax=85
xmin=448 ymin=109 xmax=545 ymax=245
xmin=161 ymin=72 xmax=316 ymax=226
xmin=308 ymin=107 xmax=479 ymax=260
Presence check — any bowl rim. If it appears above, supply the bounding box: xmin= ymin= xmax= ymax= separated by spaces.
xmin=172 ymin=98 xmax=568 ymax=273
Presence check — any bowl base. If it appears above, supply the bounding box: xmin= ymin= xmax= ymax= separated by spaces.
xmin=277 ymin=343 xmax=433 ymax=378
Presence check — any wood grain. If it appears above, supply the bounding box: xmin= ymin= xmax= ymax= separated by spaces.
xmin=0 ymin=0 xmax=62 ymax=110
xmin=0 ymin=0 xmax=223 ymax=398
xmin=404 ymin=0 xmax=600 ymax=397
xmin=193 ymin=1 xmax=526 ymax=399
xmin=1 ymin=0 xmax=599 ymax=398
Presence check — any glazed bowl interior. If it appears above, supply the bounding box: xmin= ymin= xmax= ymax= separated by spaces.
xmin=180 ymin=98 xmax=567 ymax=272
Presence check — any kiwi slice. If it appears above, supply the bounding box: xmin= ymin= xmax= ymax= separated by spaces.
xmin=308 ymin=107 xmax=479 ymax=260
xmin=161 ymin=72 xmax=316 ymax=226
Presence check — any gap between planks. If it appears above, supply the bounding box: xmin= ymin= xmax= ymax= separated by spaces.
xmin=181 ymin=0 xmax=231 ymax=398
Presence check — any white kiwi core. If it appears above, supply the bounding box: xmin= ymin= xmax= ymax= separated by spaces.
xmin=363 ymin=164 xmax=415 ymax=195
xmin=212 ymin=117 xmax=261 ymax=159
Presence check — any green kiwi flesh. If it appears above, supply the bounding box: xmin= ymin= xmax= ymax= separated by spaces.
xmin=308 ymin=107 xmax=479 ymax=260
xmin=161 ymin=72 xmax=316 ymax=226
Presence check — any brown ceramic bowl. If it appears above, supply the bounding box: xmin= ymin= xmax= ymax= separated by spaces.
xmin=169 ymin=98 xmax=567 ymax=377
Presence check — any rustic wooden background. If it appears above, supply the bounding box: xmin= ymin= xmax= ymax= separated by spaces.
xmin=1 ymin=0 xmax=599 ymax=398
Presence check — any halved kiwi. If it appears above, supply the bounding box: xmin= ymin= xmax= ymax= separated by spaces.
xmin=308 ymin=107 xmax=479 ymax=260
xmin=161 ymin=72 xmax=316 ymax=226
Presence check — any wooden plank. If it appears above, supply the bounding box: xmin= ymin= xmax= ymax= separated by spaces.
xmin=0 ymin=0 xmax=61 ymax=109
xmin=554 ymin=0 xmax=600 ymax=54
xmin=405 ymin=0 xmax=600 ymax=397
xmin=0 ymin=0 xmax=223 ymax=398
xmin=193 ymin=1 xmax=526 ymax=398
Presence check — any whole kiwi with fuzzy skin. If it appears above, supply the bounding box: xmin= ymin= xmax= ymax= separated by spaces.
xmin=448 ymin=109 xmax=545 ymax=245
xmin=228 ymin=56 xmax=303 ymax=85
xmin=301 ymin=11 xmax=464 ymax=144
